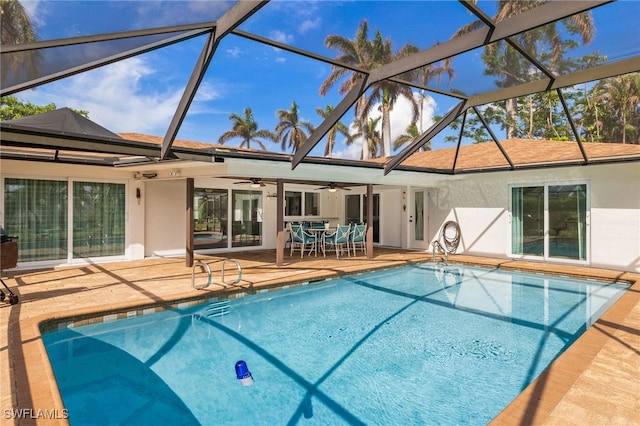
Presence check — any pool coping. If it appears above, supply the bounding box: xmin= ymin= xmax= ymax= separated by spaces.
xmin=3 ymin=253 xmax=639 ymax=425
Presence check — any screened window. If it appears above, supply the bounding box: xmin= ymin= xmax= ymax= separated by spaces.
xmin=72 ymin=181 xmax=125 ymax=258
xmin=3 ymin=178 xmax=68 ymax=262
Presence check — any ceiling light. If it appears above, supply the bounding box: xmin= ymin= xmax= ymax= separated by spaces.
xmin=328 ymin=187 xmax=337 ymax=193
xmin=251 ymin=183 xmax=261 ymax=188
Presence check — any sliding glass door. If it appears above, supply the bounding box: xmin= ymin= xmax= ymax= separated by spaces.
xmin=3 ymin=178 xmax=125 ymax=262
xmin=511 ymin=184 xmax=587 ymax=261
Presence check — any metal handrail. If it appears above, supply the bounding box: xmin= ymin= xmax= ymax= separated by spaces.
xmin=222 ymin=259 xmax=242 ymax=285
xmin=192 ymin=259 xmax=242 ymax=288
xmin=192 ymin=260 xmax=212 ymax=289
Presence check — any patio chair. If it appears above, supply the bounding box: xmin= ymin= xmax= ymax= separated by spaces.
xmin=350 ymin=223 xmax=367 ymax=256
xmin=323 ymin=224 xmax=351 ymax=258
xmin=432 ymin=221 xmax=461 ymax=263
xmin=290 ymin=223 xmax=318 ymax=258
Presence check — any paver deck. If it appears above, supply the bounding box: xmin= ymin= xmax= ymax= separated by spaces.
xmin=1 ymin=249 xmax=638 ymax=425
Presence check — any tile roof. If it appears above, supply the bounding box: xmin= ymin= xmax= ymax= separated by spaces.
xmin=370 ymin=139 xmax=640 ymax=172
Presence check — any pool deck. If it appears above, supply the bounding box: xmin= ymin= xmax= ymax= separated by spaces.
xmin=1 ymin=249 xmax=638 ymax=425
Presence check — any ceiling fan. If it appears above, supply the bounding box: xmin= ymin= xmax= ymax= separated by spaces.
xmin=317 ymin=182 xmax=351 ymax=192
xmin=233 ymin=178 xmax=267 ymax=188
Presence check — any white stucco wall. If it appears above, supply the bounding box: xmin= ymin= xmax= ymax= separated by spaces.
xmin=144 ymin=179 xmax=186 ymax=257
xmin=1 ymin=158 xmax=638 ymax=272
xmin=427 ymin=162 xmax=640 ymax=273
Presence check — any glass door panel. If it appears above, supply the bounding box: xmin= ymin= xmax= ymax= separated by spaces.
xmin=548 ymin=185 xmax=586 ymax=260
xmin=4 ymin=178 xmax=68 ymax=262
xmin=232 ymin=190 xmax=263 ymax=248
xmin=72 ymin=181 xmax=125 ymax=258
xmin=512 ymin=186 xmax=544 ymax=256
xmin=194 ymin=188 xmax=228 ymax=249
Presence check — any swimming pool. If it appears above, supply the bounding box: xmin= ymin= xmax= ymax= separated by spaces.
xmin=42 ymin=263 xmax=627 ymax=425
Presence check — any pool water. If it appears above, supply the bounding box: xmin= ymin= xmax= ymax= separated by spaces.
xmin=43 ymin=264 xmax=627 ymax=425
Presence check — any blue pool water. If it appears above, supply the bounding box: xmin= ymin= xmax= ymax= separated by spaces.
xmin=42 ymin=264 xmax=627 ymax=425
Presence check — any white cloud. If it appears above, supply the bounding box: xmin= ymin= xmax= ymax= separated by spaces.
xmin=333 ymin=139 xmax=363 ymax=160
xmin=24 ymin=57 xmax=184 ymax=134
xmin=226 ymin=46 xmax=242 ymax=58
xmin=194 ymin=81 xmax=223 ymax=102
xmin=299 ymin=17 xmax=322 ymax=34
xmin=331 ymin=92 xmax=438 ymax=159
xmin=269 ymin=30 xmax=294 ymax=44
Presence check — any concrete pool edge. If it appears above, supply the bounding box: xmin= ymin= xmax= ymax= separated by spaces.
xmin=3 ymin=252 xmax=638 ymax=425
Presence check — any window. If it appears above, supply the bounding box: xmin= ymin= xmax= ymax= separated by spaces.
xmin=285 ymin=190 xmax=319 ymax=217
xmin=285 ymin=191 xmax=301 ymax=216
xmin=511 ymin=184 xmax=587 ymax=261
xmin=305 ymin=192 xmax=319 ymax=216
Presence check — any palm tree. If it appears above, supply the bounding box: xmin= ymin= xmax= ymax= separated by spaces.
xmin=453 ymin=1 xmax=594 ymax=139
xmin=394 ymin=122 xmax=430 ymax=151
xmin=412 ymin=55 xmax=455 ymax=133
xmin=315 ymin=105 xmax=353 ymax=157
xmin=321 ymin=19 xmax=423 ymax=159
xmin=218 ymin=108 xmax=276 ymax=150
xmin=362 ymin=32 xmax=421 ymax=157
xmin=274 ymin=101 xmax=314 ymax=153
xmin=320 ymin=19 xmax=376 ymax=160
xmin=352 ymin=116 xmax=382 ymax=159
xmin=1 ymin=0 xmax=40 ymax=81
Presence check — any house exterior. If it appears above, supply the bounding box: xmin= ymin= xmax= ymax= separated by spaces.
xmin=2 ymin=114 xmax=639 ymax=273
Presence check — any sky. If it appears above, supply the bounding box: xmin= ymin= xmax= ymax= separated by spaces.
xmin=11 ymin=0 xmax=637 ymax=159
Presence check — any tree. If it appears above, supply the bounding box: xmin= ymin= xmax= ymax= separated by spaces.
xmin=394 ymin=122 xmax=425 ymax=151
xmin=412 ymin=50 xmax=455 ymax=134
xmin=1 ymin=0 xmax=40 ymax=82
xmin=352 ymin=116 xmax=381 ymax=158
xmin=453 ymin=1 xmax=594 ymax=139
xmin=321 ymin=19 xmax=424 ymax=159
xmin=594 ymin=74 xmax=640 ymax=144
xmin=274 ymin=101 xmax=314 ymax=153
xmin=315 ymin=105 xmax=353 ymax=157
xmin=321 ymin=19 xmax=375 ymax=160
xmin=361 ymin=32 xmax=420 ymax=158
xmin=0 ymin=95 xmax=89 ymax=120
xmin=218 ymin=108 xmax=276 ymax=150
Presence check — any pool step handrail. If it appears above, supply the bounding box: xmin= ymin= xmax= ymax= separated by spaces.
xmin=192 ymin=259 xmax=242 ymax=289
xmin=222 ymin=259 xmax=242 ymax=285
xmin=192 ymin=260 xmax=212 ymax=289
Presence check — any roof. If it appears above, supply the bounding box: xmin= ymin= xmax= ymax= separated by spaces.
xmin=3 ymin=108 xmax=123 ymax=139
xmin=1 ymin=1 xmax=639 ymax=175
xmin=370 ymin=139 xmax=640 ymax=173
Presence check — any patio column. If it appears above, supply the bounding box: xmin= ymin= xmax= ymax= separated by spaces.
xmin=186 ymin=178 xmax=194 ymax=267
xmin=276 ymin=179 xmax=284 ymax=266
xmin=366 ymin=184 xmax=373 ymax=259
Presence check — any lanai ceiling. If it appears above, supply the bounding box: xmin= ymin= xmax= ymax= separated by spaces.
xmin=1 ymin=0 xmax=639 ymax=175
